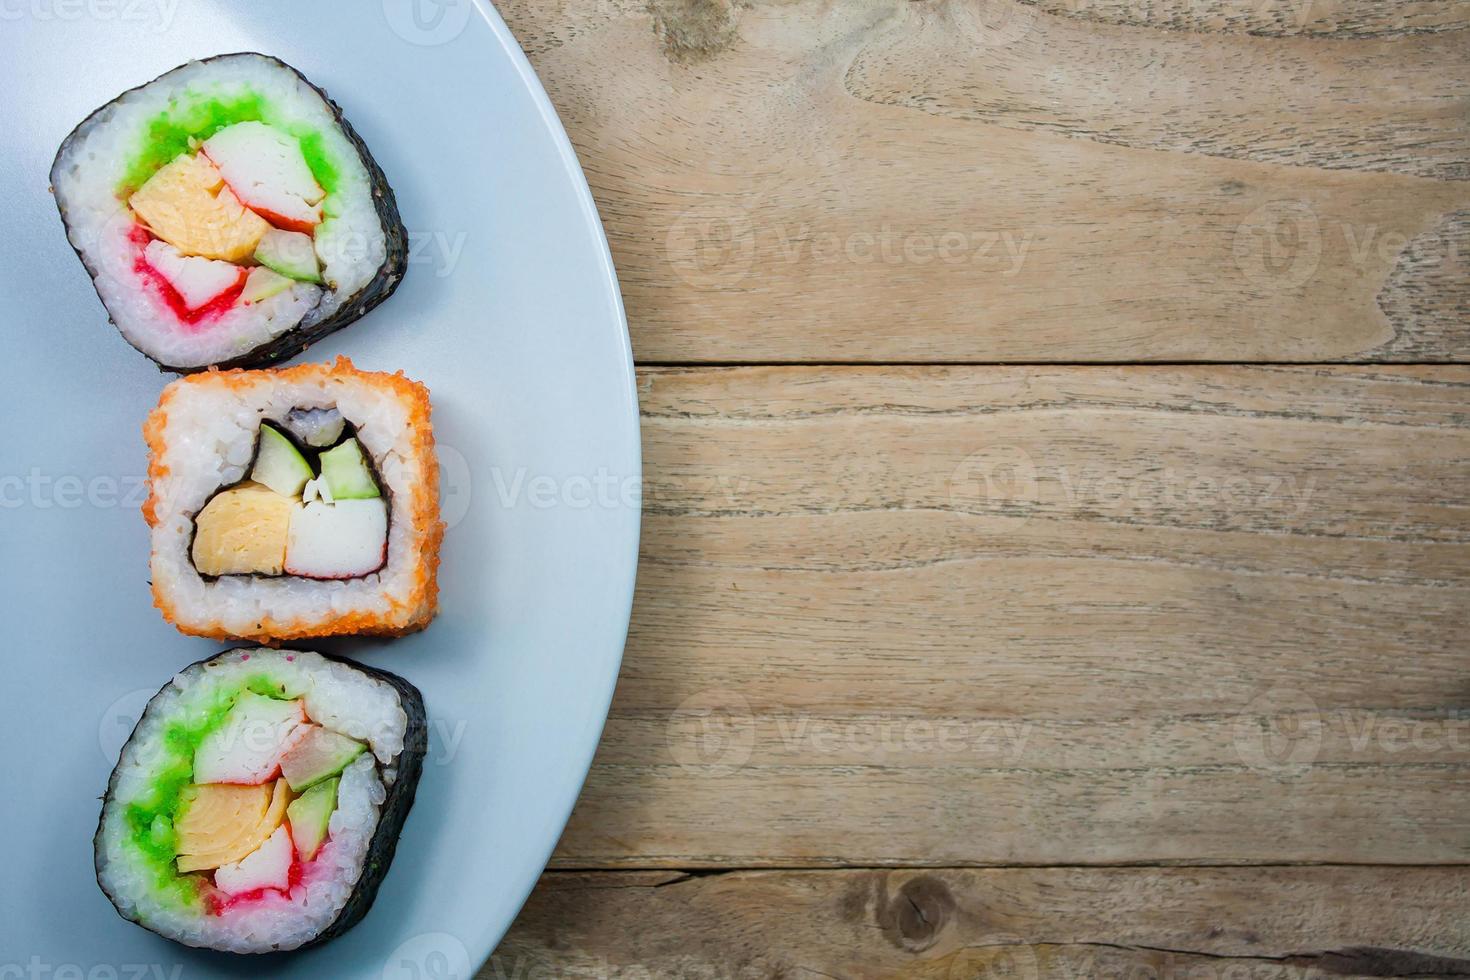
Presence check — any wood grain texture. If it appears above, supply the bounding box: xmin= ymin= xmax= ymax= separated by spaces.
xmin=487 ymin=867 xmax=1470 ymax=978
xmin=497 ymin=0 xmax=1470 ymax=362
xmin=1017 ymin=0 xmax=1470 ymax=37
xmin=543 ymin=365 xmax=1470 ymax=867
xmin=485 ymin=4 xmax=1470 ymax=967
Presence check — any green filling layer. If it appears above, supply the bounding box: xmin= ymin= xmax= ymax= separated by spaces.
xmin=117 ymin=90 xmax=343 ymax=206
xmin=120 ymin=674 xmax=301 ymax=910
xmin=296 ymin=131 xmax=341 ymax=214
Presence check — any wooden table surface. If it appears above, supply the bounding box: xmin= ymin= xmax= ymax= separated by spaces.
xmin=482 ymin=1 xmax=1469 ymax=976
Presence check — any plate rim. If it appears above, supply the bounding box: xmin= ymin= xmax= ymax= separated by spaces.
xmin=460 ymin=0 xmax=641 ymax=965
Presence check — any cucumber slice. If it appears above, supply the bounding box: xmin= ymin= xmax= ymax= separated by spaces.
xmin=279 ymin=726 xmax=367 ymax=792
xmin=318 ymin=438 xmax=380 ymax=500
xmin=285 ymin=776 xmax=338 ymax=861
xmin=250 ymin=424 xmax=314 ymax=498
xmin=253 ymin=228 xmax=321 ymax=283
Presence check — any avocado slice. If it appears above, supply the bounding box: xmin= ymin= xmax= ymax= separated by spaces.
xmin=253 ymin=228 xmax=322 ymax=284
xmin=241 ymin=266 xmax=294 ymax=304
xmin=279 ymin=725 xmax=367 ymax=792
xmin=285 ymin=776 xmax=339 ymax=861
xmin=250 ymin=424 xmax=314 ymax=498
xmin=318 ymin=438 xmax=381 ymax=500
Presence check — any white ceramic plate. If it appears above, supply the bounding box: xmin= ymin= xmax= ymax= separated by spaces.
xmin=0 ymin=1 xmax=639 ymax=974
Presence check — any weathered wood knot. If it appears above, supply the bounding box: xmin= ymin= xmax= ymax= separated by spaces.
xmin=876 ymin=874 xmax=957 ymax=954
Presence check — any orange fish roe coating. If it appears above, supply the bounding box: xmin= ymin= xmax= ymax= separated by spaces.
xmin=143 ymin=357 xmax=444 ymax=642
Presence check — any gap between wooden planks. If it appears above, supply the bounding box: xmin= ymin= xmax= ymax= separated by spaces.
xmin=539 ymin=365 xmax=1470 ymax=869
xmin=498 ymin=0 xmax=1470 ymax=363
xmin=484 ymin=867 xmax=1470 ymax=979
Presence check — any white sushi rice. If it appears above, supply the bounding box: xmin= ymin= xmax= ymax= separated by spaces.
xmin=150 ymin=369 xmax=432 ymax=636
xmin=51 ymin=54 xmax=389 ymax=369
xmin=96 ymin=649 xmax=410 ymax=953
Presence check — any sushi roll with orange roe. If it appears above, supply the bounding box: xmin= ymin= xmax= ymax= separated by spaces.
xmin=143 ymin=358 xmax=444 ymax=642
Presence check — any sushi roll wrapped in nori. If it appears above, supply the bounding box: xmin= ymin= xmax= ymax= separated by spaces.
xmin=144 ymin=358 xmax=444 ymax=641
xmin=95 ymin=648 xmax=426 ymax=953
xmin=50 ymin=53 xmax=407 ymax=372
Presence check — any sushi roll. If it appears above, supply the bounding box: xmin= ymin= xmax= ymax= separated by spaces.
xmin=95 ymin=648 xmax=426 ymax=953
xmin=50 ymin=53 xmax=407 ymax=372
xmin=144 ymin=358 xmax=444 ymax=641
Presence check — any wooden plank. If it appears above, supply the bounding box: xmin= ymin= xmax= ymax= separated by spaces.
xmin=545 ymin=366 xmax=1470 ymax=866
xmin=497 ymin=0 xmax=1470 ymax=362
xmin=1019 ymin=0 xmax=1470 ymax=37
xmin=486 ymin=867 xmax=1470 ymax=978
